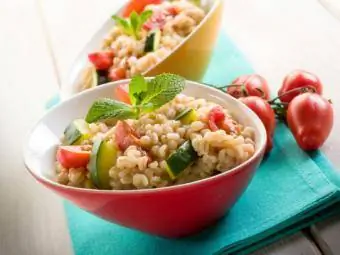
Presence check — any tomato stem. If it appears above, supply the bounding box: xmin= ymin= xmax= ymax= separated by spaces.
xmin=268 ymin=86 xmax=316 ymax=104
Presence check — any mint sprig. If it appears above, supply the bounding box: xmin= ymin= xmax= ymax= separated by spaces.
xmin=129 ymin=74 xmax=148 ymax=105
xmin=142 ymin=73 xmax=185 ymax=110
xmin=85 ymin=99 xmax=137 ymax=123
xmin=85 ymin=74 xmax=185 ymax=123
xmin=112 ymin=10 xmax=153 ymax=40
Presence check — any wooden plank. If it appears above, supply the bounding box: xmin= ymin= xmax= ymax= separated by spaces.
xmin=311 ymin=215 xmax=340 ymax=255
xmin=0 ymin=0 xmax=72 ymax=255
xmin=39 ymin=0 xmax=127 ymax=80
xmin=252 ymin=233 xmax=321 ymax=255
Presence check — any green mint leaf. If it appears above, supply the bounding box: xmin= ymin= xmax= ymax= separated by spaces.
xmin=142 ymin=73 xmax=185 ymax=110
xmin=129 ymin=75 xmax=148 ymax=105
xmin=129 ymin=11 xmax=140 ymax=39
xmin=112 ymin=15 xmax=132 ymax=35
xmin=85 ymin=98 xmax=137 ymax=123
xmin=139 ymin=10 xmax=153 ymax=30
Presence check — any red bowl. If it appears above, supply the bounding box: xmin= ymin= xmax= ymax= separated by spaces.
xmin=23 ymin=80 xmax=266 ymax=238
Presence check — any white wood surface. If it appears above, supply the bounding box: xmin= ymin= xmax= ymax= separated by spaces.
xmin=0 ymin=0 xmax=339 ymax=254
xmin=252 ymin=233 xmax=321 ymax=255
xmin=0 ymin=0 xmax=72 ymax=255
xmin=311 ymin=215 xmax=340 ymax=255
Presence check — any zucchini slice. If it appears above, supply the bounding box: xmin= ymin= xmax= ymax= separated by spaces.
xmin=64 ymin=119 xmax=91 ymax=145
xmin=89 ymin=139 xmax=118 ymax=189
xmin=166 ymin=141 xmax=198 ymax=179
xmin=144 ymin=30 xmax=161 ymax=53
xmin=175 ymin=108 xmax=198 ymax=124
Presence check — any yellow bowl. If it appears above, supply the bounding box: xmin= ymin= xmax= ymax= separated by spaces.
xmin=61 ymin=0 xmax=224 ymax=99
xmin=145 ymin=0 xmax=224 ymax=81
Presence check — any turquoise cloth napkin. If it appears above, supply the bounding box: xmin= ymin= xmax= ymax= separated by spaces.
xmin=48 ymin=32 xmax=340 ymax=254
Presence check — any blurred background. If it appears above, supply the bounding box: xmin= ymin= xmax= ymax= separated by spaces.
xmin=1 ymin=0 xmax=340 ymax=254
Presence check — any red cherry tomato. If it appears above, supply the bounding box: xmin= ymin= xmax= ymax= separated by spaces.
xmin=88 ymin=51 xmax=114 ymax=70
xmin=239 ymin=97 xmax=276 ymax=153
xmin=287 ymin=93 xmax=333 ymax=150
xmin=114 ymin=84 xmax=131 ymax=104
xmin=143 ymin=10 xmax=166 ymax=31
xmin=122 ymin=0 xmax=163 ymax=17
xmin=278 ymin=70 xmax=323 ymax=103
xmin=115 ymin=121 xmax=140 ymax=151
xmin=208 ymin=106 xmax=225 ymax=131
xmin=227 ymin=74 xmax=270 ymax=100
xmin=108 ymin=68 xmax=126 ymax=82
xmin=56 ymin=146 xmax=91 ymax=169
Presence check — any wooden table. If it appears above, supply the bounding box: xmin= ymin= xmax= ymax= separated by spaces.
xmin=1 ymin=0 xmax=340 ymax=254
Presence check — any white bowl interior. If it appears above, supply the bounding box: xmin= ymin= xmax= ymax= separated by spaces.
xmin=61 ymin=0 xmax=221 ymax=100
xmin=24 ymin=80 xmax=267 ymax=186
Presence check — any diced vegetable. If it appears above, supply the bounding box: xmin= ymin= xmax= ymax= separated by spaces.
xmin=208 ymin=106 xmax=225 ymax=131
xmin=108 ymin=67 xmax=126 ymax=81
xmin=166 ymin=141 xmax=198 ymax=179
xmin=143 ymin=10 xmax=166 ymax=31
xmin=88 ymin=51 xmax=114 ymax=70
xmin=144 ymin=30 xmax=161 ymax=53
xmin=64 ymin=119 xmax=91 ymax=145
xmin=115 ymin=120 xmax=140 ymax=151
xmin=57 ymin=146 xmax=91 ymax=169
xmin=89 ymin=139 xmax=118 ymax=189
xmin=97 ymin=70 xmax=110 ymax=86
xmin=166 ymin=6 xmax=179 ymax=16
xmin=114 ymin=84 xmax=131 ymax=104
xmin=175 ymin=108 xmax=198 ymax=124
xmin=122 ymin=0 xmax=162 ymax=18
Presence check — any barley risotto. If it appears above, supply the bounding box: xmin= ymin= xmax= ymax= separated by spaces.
xmin=81 ymin=0 xmax=206 ymax=90
xmin=56 ymin=74 xmax=256 ymax=190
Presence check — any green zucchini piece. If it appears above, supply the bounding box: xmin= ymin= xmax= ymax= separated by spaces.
xmin=64 ymin=119 xmax=91 ymax=145
xmin=175 ymin=108 xmax=198 ymax=124
xmin=144 ymin=30 xmax=161 ymax=53
xmin=89 ymin=139 xmax=117 ymax=189
xmin=166 ymin=141 xmax=198 ymax=179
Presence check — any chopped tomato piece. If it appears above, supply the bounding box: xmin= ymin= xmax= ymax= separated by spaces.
xmin=220 ymin=118 xmax=238 ymax=134
xmin=108 ymin=68 xmax=126 ymax=82
xmin=143 ymin=10 xmax=166 ymax=31
xmin=166 ymin=6 xmax=179 ymax=16
xmin=115 ymin=121 xmax=140 ymax=151
xmin=56 ymin=146 xmax=91 ymax=169
xmin=114 ymin=84 xmax=131 ymax=104
xmin=208 ymin=106 xmax=225 ymax=131
xmin=122 ymin=0 xmax=163 ymax=18
xmin=88 ymin=51 xmax=114 ymax=70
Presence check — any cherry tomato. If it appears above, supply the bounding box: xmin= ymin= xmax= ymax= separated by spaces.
xmin=115 ymin=121 xmax=140 ymax=151
xmin=287 ymin=93 xmax=333 ymax=150
xmin=227 ymin=74 xmax=270 ymax=100
xmin=114 ymin=83 xmax=131 ymax=104
xmin=239 ymin=97 xmax=276 ymax=153
xmin=208 ymin=106 xmax=225 ymax=131
xmin=122 ymin=0 xmax=163 ymax=17
xmin=88 ymin=51 xmax=114 ymax=70
xmin=278 ymin=70 xmax=323 ymax=103
xmin=108 ymin=67 xmax=126 ymax=82
xmin=143 ymin=10 xmax=166 ymax=31
xmin=56 ymin=146 xmax=91 ymax=169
